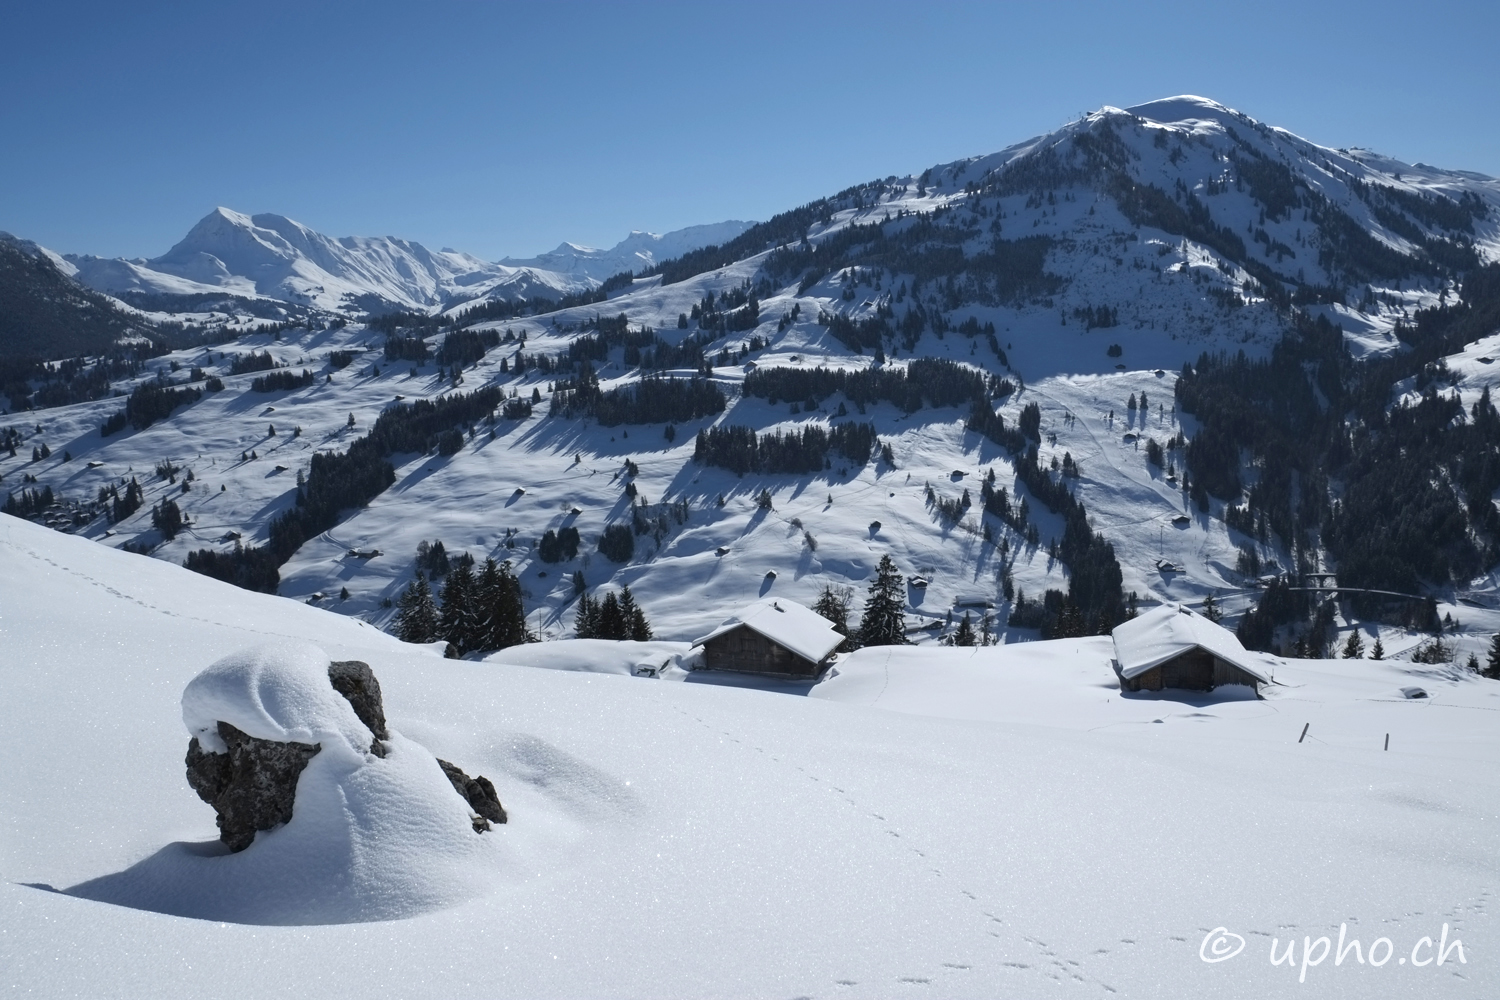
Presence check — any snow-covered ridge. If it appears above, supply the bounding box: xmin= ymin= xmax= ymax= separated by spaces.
xmin=59 ymin=209 xmax=754 ymax=315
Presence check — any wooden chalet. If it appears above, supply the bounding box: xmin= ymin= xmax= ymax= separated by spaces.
xmin=1111 ymin=603 xmax=1269 ymax=695
xmin=691 ymin=598 xmax=843 ymax=678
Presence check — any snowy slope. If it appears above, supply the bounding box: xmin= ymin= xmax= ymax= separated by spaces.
xmin=4 ymin=513 xmax=1498 ymax=998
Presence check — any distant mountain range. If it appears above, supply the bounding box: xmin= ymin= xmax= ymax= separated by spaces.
xmin=43 ymin=210 xmax=752 ymax=315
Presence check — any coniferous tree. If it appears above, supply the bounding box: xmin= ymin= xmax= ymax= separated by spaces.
xmin=951 ymin=611 xmax=977 ymax=646
xmin=619 ymin=585 xmax=652 ymax=640
xmin=438 ymin=561 xmax=478 ymax=654
xmin=394 ymin=573 xmax=439 ymax=643
xmin=1485 ymin=634 xmax=1500 ymax=680
xmin=1370 ymin=636 xmax=1385 ymax=660
xmin=597 ymin=591 xmax=625 ymax=640
xmin=112 ymin=476 xmax=143 ymax=523
xmin=474 ymin=557 xmax=529 ymax=651
xmin=1343 ymin=629 xmax=1365 ymax=659
xmin=151 ymin=497 xmax=183 ymax=540
xmin=574 ymin=593 xmax=600 ymax=638
xmin=858 ymin=554 xmax=908 ymax=646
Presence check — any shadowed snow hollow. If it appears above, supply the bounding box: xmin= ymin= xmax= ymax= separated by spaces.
xmin=67 ymin=641 xmax=496 ymax=925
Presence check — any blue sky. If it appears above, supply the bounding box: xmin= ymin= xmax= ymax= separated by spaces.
xmin=3 ymin=0 xmax=1496 ymax=261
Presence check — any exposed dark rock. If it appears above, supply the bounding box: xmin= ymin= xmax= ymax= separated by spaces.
xmin=185 ymin=721 xmax=320 ymax=852
xmin=437 ymin=758 xmax=508 ymax=832
xmin=327 ymin=659 xmax=388 ymax=756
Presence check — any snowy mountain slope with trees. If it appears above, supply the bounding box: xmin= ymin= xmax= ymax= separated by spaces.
xmin=5 ymin=96 xmax=1500 ymax=666
xmin=4 ymin=512 xmax=1498 ymax=998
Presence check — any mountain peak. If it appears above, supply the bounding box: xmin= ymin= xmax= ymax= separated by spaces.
xmin=1121 ymin=95 xmax=1248 ymax=128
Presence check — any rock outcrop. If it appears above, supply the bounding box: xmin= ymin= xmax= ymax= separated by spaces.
xmin=327 ymin=659 xmax=388 ymax=756
xmin=185 ymin=657 xmax=505 ymax=851
xmin=437 ymin=759 xmax=509 ymax=831
xmin=185 ymin=722 xmax=320 ymax=852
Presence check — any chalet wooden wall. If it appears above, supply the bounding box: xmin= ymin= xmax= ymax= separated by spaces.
xmin=701 ymin=625 xmax=822 ymax=678
xmin=1122 ymin=648 xmax=1261 ymax=694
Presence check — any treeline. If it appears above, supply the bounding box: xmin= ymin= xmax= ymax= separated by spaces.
xmin=574 ymin=586 xmax=653 ymax=640
xmin=566 ymin=314 xmax=712 ymax=372
xmin=228 ymin=351 xmax=277 ymax=375
xmin=688 ymin=282 xmax=760 ymax=334
xmin=550 ymin=366 xmax=725 ymax=425
xmin=101 ymin=377 xmax=205 ymax=436
xmin=692 ymin=422 xmax=877 ymax=475
xmin=183 ymin=387 xmax=503 ymax=593
xmin=384 ymin=335 xmax=429 ymax=363
xmin=2 ymin=485 xmax=54 ymax=518
xmin=743 ymin=358 xmax=999 ymax=414
xmin=1007 ymin=446 xmax=1124 ymax=635
xmin=251 ymin=369 xmax=315 ymax=392
xmin=435 ymin=329 xmax=500 ymax=368
xmin=5 ymin=352 xmax=151 ymax=412
xmin=762 ymin=213 xmax=1059 ymax=311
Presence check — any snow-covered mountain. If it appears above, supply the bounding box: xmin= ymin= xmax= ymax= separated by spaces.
xmin=6 ymin=95 xmax=1500 ymax=658
xmin=500 ymin=220 xmax=753 ymax=282
xmin=60 ymin=210 xmax=754 ymax=315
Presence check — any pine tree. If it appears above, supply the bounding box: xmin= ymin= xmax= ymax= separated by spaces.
xmin=438 ymin=561 xmax=478 ymax=655
xmin=1370 ymin=636 xmax=1385 ymax=660
xmin=952 ymin=611 xmax=977 ymax=647
xmin=597 ymin=591 xmax=625 ymax=640
xmin=394 ymin=574 xmax=439 ymax=643
xmin=980 ymin=608 xmax=996 ymax=645
xmin=575 ymin=593 xmax=599 ymax=638
xmin=858 ymin=554 xmax=908 ymax=646
xmin=1485 ymin=634 xmax=1500 ymax=680
xmin=1342 ymin=629 xmax=1365 ymax=659
xmin=475 ymin=558 xmax=529 ymax=651
xmin=151 ymin=497 xmax=183 ymax=540
xmin=619 ymin=585 xmax=652 ymax=640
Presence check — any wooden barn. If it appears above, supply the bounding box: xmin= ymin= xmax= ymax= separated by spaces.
xmin=691 ymin=598 xmax=843 ymax=679
xmin=1111 ymin=603 xmax=1269 ymax=695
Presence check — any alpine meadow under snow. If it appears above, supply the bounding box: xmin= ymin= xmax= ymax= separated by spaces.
xmin=4 ymin=95 xmax=1500 ymax=997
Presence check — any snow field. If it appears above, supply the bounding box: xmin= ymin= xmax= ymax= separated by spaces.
xmin=5 ymin=514 xmax=1499 ymax=997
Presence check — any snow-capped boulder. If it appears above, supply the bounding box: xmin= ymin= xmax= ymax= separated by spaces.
xmin=180 ymin=643 xmax=505 ymax=851
xmin=66 ymin=640 xmax=510 ymax=923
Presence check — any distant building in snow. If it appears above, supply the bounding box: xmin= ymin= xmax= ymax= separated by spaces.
xmin=691 ymin=598 xmax=843 ymax=678
xmin=1110 ymin=603 xmax=1269 ymax=695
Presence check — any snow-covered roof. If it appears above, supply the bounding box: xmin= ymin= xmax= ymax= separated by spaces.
xmin=1111 ymin=604 xmax=1269 ymax=684
xmin=691 ymin=598 xmax=843 ymax=664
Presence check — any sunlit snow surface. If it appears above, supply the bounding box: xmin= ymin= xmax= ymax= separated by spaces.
xmin=4 ymin=514 xmax=1498 ymax=998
